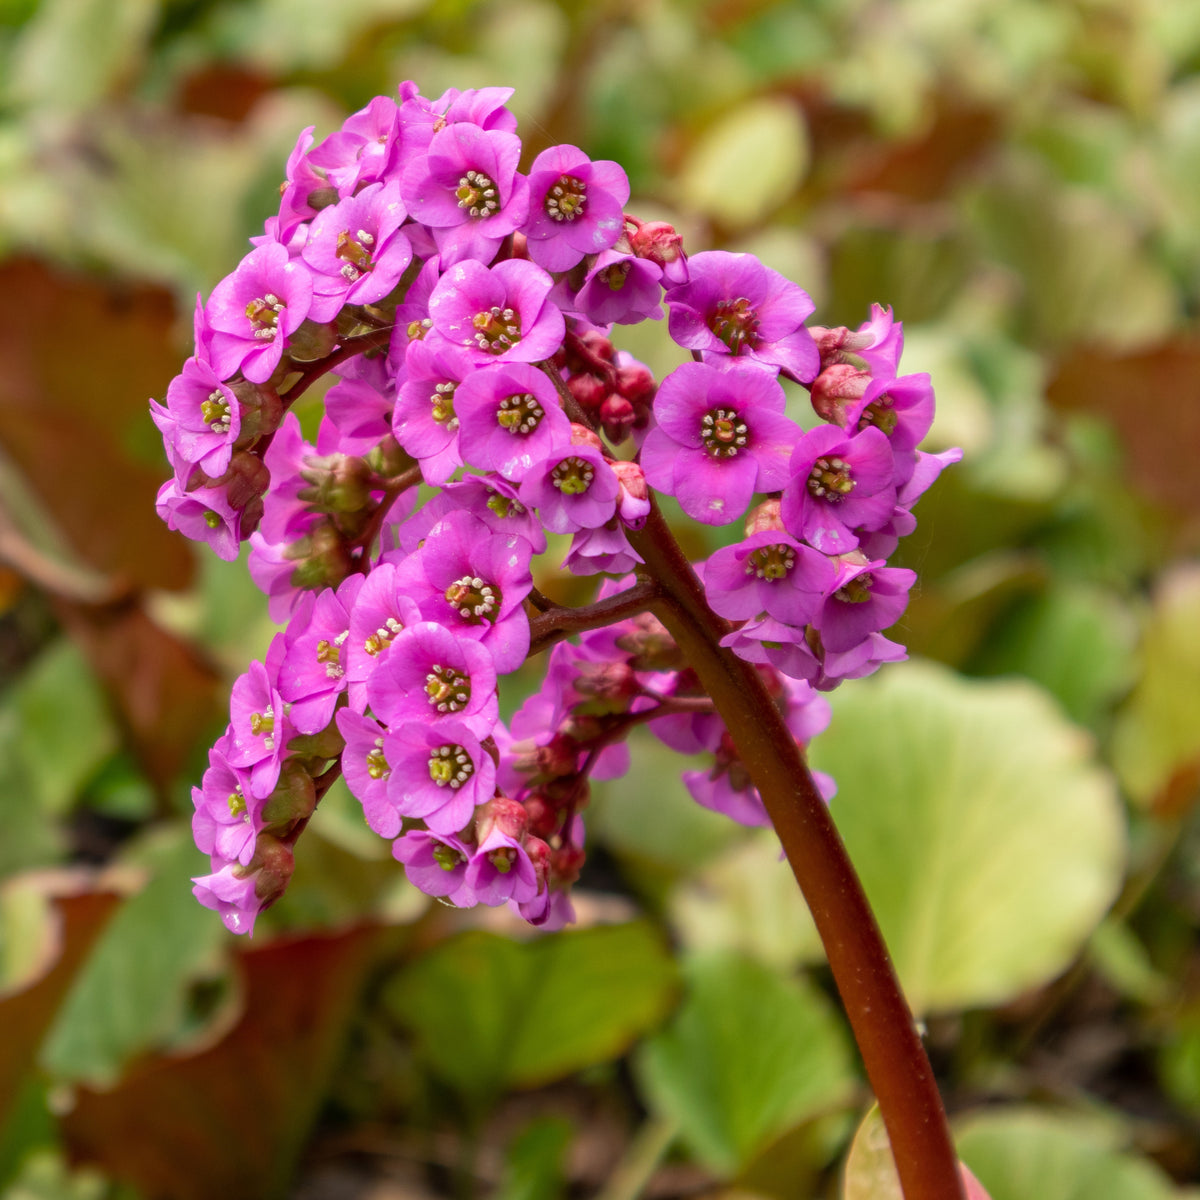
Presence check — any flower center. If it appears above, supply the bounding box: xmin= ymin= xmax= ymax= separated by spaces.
xmin=364 ymin=616 xmax=404 ymax=657
xmin=601 ymin=261 xmax=630 ymax=290
xmin=432 ymin=842 xmax=465 ymax=871
xmin=496 ymin=391 xmax=544 ymax=435
xmin=745 ymin=543 xmax=796 ymax=581
xmin=444 ymin=575 xmax=500 ymax=624
xmin=455 ymin=169 xmax=500 ymax=218
xmin=428 ymin=743 xmax=475 ymax=789
xmin=227 ymin=789 xmax=247 ymax=819
xmin=701 ymin=407 xmax=748 ymax=459
xmin=472 ymin=306 xmax=522 ymax=354
xmin=316 ymin=636 xmax=345 ymax=680
xmin=408 ymin=316 xmax=433 ymax=341
xmin=201 ymin=390 xmax=231 ymax=433
xmin=835 ymin=572 xmax=874 ymax=603
xmin=336 ymin=228 xmax=376 ymax=282
xmin=807 ymin=456 xmax=855 ymax=502
xmin=245 ymin=293 xmax=285 ymax=340
xmin=489 ymin=846 xmax=517 ymax=874
xmin=708 ymin=297 xmax=760 ymax=353
xmin=551 ymin=456 xmax=595 ymax=495
xmin=425 ymin=663 xmax=472 ymax=713
xmin=204 ymin=510 xmax=223 ymax=529
xmin=856 ymin=394 xmax=898 ymax=436
xmin=487 ymin=492 xmax=526 ymax=520
xmin=249 ymin=709 xmax=275 ymax=752
xmin=429 ymin=381 xmax=459 ymax=429
xmin=366 ymin=737 xmax=390 ymax=781
xmin=545 ymin=174 xmax=587 ymax=222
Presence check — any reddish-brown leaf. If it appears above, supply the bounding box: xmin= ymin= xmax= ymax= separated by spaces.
xmin=0 ymin=870 xmax=127 ymax=1130
xmin=61 ymin=924 xmax=387 ymax=1200
xmin=0 ymin=257 xmax=193 ymax=591
xmin=1047 ymin=339 xmax=1200 ymax=544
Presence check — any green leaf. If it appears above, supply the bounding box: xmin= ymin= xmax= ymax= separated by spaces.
xmin=679 ymin=96 xmax=809 ymax=229
xmin=957 ymin=1109 xmax=1182 ymax=1200
xmin=496 ymin=1116 xmax=573 ymax=1200
xmin=635 ymin=953 xmax=856 ymax=1177
xmin=809 ymin=660 xmax=1125 ymax=1013
xmin=1112 ymin=565 xmax=1200 ymax=808
xmin=842 ymin=1105 xmax=904 ymax=1200
xmin=388 ymin=923 xmax=677 ymax=1104
xmin=668 ymin=829 xmax=822 ymax=971
xmin=11 ymin=639 xmax=118 ymax=817
xmin=39 ymin=830 xmax=226 ymax=1087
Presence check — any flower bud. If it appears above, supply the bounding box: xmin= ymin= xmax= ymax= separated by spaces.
xmin=629 ymin=220 xmax=686 ymax=283
xmin=298 ymin=453 xmax=372 ymax=514
xmin=569 ymin=422 xmax=605 ymax=452
xmin=612 ymin=460 xmax=651 ymax=527
xmin=219 ymin=450 xmax=271 ymax=509
xmin=744 ymin=498 xmax=785 ymax=538
xmin=810 ymin=362 xmax=869 ymax=425
xmin=573 ymin=660 xmax=640 ymax=715
xmin=286 ymin=318 xmax=339 ymax=363
xmin=286 ymin=519 xmax=352 ymax=591
xmin=475 ymin=795 xmax=529 ymax=845
xmin=248 ymin=834 xmax=295 ymax=908
xmin=599 ymin=394 xmax=636 ymax=444
xmin=260 ymin=758 xmax=317 ymax=835
xmin=567 ymin=373 xmax=607 ymax=411
xmin=230 ymin=379 xmax=283 ymax=445
xmin=615 ymin=360 xmax=655 ymax=406
xmin=550 ymin=842 xmax=586 ymax=886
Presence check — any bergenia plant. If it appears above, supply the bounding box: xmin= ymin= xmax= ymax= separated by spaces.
xmin=152 ymin=81 xmax=969 ymax=1199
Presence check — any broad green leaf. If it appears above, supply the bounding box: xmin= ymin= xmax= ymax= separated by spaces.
xmin=957 ymin=1109 xmax=1182 ymax=1200
xmin=635 ymin=953 xmax=856 ymax=1177
xmin=11 ymin=639 xmax=118 ymax=817
xmin=39 ymin=831 xmax=226 ymax=1087
xmin=591 ymin=736 xmax=740 ymax=888
xmin=389 ymin=923 xmax=676 ymax=1103
xmin=809 ymin=661 xmax=1125 ymax=1013
xmin=669 ymin=829 xmax=822 ymax=970
xmin=1112 ymin=565 xmax=1200 ymax=808
xmin=679 ymin=96 xmax=808 ymax=229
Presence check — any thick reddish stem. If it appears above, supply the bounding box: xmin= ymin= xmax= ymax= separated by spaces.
xmin=626 ymin=503 xmax=965 ymax=1200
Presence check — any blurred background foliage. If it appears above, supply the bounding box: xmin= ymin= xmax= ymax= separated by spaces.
xmin=3 ymin=0 xmax=1200 ymax=1196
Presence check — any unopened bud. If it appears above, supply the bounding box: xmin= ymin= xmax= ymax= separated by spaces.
xmin=286 ymin=318 xmax=339 ymax=363
xmin=599 ymin=394 xmax=636 ymax=444
xmin=260 ymin=758 xmax=317 ymax=834
xmin=475 ymin=795 xmax=529 ymax=845
xmin=230 ymin=379 xmax=283 ymax=445
xmin=614 ymin=361 xmax=655 ymax=406
xmin=628 ymin=220 xmax=687 ymax=284
xmin=744 ymin=498 xmax=785 ymax=538
xmin=612 ymin=460 xmax=651 ymax=527
xmin=365 ymin=433 xmax=414 ymax=478
xmin=569 ymin=422 xmax=604 ymax=452
xmin=249 ymin=834 xmax=295 ymax=908
xmin=550 ymin=842 xmax=586 ymax=886
xmin=287 ymin=519 xmax=352 ymax=591
xmin=567 ymin=373 xmax=607 ymax=411
xmin=298 ymin=453 xmax=372 ymax=513
xmin=810 ymin=362 xmax=869 ymax=425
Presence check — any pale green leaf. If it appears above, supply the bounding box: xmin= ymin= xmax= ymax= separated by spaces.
xmin=809 ymin=661 xmax=1125 ymax=1013
xmin=679 ymin=96 xmax=808 ymax=229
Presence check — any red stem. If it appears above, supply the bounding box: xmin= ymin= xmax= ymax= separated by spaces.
xmin=625 ymin=503 xmax=965 ymax=1200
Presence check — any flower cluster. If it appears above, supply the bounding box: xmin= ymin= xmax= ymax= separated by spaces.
xmin=155 ymin=82 xmax=957 ymax=935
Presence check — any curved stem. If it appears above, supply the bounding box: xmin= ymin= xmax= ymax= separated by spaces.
xmin=625 ymin=502 xmax=964 ymax=1200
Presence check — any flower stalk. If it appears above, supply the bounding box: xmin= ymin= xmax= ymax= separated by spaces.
xmin=627 ymin=502 xmax=965 ymax=1200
